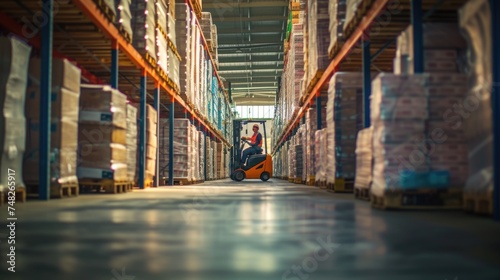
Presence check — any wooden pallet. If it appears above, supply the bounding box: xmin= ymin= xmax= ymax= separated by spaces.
xmin=328 ymin=39 xmax=344 ymax=60
xmin=354 ymin=186 xmax=370 ymax=201
xmin=0 ymin=188 xmax=26 ymax=206
xmin=327 ymin=178 xmax=355 ymax=193
xmin=371 ymin=188 xmax=463 ymax=210
xmin=294 ymin=178 xmax=302 ymax=184
xmin=463 ymin=190 xmax=493 ymax=216
xmin=343 ymin=0 xmax=375 ymax=41
xmin=144 ymin=52 xmax=157 ymax=68
xmin=26 ymin=182 xmax=79 ymax=199
xmin=191 ymin=0 xmax=203 ymax=21
xmin=79 ymin=179 xmax=130 ymax=194
xmin=316 ymin=180 xmax=327 ymax=189
xmin=288 ymin=177 xmax=295 ymax=183
xmin=306 ymin=176 xmax=316 ymax=186
xmin=173 ymin=179 xmax=192 ymax=185
xmin=307 ymin=70 xmax=325 ymax=94
xmin=92 ymin=0 xmax=116 ymax=23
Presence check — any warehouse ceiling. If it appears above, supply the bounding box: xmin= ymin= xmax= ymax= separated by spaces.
xmin=203 ymin=0 xmax=288 ymax=105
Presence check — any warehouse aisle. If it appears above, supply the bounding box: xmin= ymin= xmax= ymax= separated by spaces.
xmin=1 ymin=180 xmax=500 ymax=280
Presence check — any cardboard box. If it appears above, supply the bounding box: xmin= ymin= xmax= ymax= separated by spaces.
xmin=77 ymin=165 xmax=128 ymax=181
xmin=26 ymin=118 xmax=77 ymax=149
xmin=28 ymin=58 xmax=81 ymax=93
xmin=78 ymin=123 xmax=127 ymax=145
xmin=24 ymin=147 xmax=77 ymax=183
xmin=78 ymin=143 xmax=127 ymax=169
xmin=79 ymin=85 xmax=127 ymax=115
xmin=79 ymin=110 xmax=127 ymax=130
xmin=25 ymin=87 xmax=80 ymax=119
xmin=147 ymin=104 xmax=157 ymax=123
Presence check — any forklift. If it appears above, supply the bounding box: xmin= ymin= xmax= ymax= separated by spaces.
xmin=230 ymin=119 xmax=273 ymax=182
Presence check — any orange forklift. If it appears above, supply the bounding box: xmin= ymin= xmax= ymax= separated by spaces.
xmin=230 ymin=119 xmax=273 ymax=182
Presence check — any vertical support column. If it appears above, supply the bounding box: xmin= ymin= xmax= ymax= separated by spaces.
xmin=228 ymin=82 xmax=232 ymax=103
xmin=316 ymin=96 xmax=322 ymax=130
xmin=39 ymin=0 xmax=53 ymax=200
xmin=491 ymin=0 xmax=500 ymax=220
xmin=362 ymin=35 xmax=372 ymax=128
xmin=111 ymin=40 xmax=119 ymax=89
xmin=153 ymin=85 xmax=160 ymax=187
xmin=169 ymin=98 xmax=175 ymax=186
xmin=411 ymin=0 xmax=424 ymax=73
xmin=138 ymin=72 xmax=147 ymax=189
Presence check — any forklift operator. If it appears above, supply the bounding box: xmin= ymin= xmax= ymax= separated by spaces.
xmin=241 ymin=124 xmax=263 ymax=165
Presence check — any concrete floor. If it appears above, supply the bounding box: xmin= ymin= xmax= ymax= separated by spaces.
xmin=1 ymin=179 xmax=500 ymax=280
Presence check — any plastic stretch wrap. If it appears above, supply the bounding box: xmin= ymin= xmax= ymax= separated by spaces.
xmin=459 ymin=0 xmax=493 ymax=196
xmin=199 ymin=131 xmax=205 ymax=180
xmin=0 ymin=37 xmax=31 ymax=191
xmin=156 ymin=0 xmax=168 ymax=36
xmin=371 ymin=74 xmax=430 ymax=196
xmin=328 ymin=0 xmax=346 ymax=55
xmin=159 ymin=119 xmax=195 ymax=179
xmin=146 ymin=105 xmax=157 ymax=178
xmin=176 ymin=4 xmax=192 ymax=103
xmin=126 ymin=104 xmax=137 ymax=182
xmin=79 ymin=85 xmax=127 ymax=129
xmin=78 ymin=85 xmax=127 ymax=181
xmin=345 ymin=0 xmax=363 ymax=31
xmin=115 ymin=0 xmax=133 ymax=39
xmin=326 ymin=73 xmax=363 ymax=184
xmin=314 ymin=129 xmax=327 ymax=182
xmin=307 ymin=0 xmax=330 ymax=88
xmin=201 ymin=12 xmax=213 ymax=42
xmin=24 ymin=56 xmax=81 ymax=185
xmin=157 ymin=34 xmax=168 ymax=73
xmin=354 ymin=127 xmax=373 ymax=189
xmin=131 ymin=0 xmax=157 ymax=60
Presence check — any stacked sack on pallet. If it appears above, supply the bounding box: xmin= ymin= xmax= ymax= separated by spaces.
xmin=459 ymin=0 xmax=494 ymax=214
xmin=131 ymin=0 xmax=157 ymax=62
xmin=0 ymin=37 xmax=31 ymax=194
xmin=326 ymin=73 xmax=363 ymax=186
xmin=24 ymin=57 xmax=81 ymax=187
xmin=159 ymin=119 xmax=195 ymax=182
xmin=306 ymin=0 xmax=330 ymax=93
xmin=145 ymin=105 xmax=158 ymax=183
xmin=126 ymin=104 xmax=137 ymax=183
xmin=78 ymin=85 xmax=128 ymax=181
xmin=328 ymin=0 xmax=346 ymax=56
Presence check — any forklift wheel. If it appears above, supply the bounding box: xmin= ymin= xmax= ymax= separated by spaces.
xmin=260 ymin=172 xmax=270 ymax=182
xmin=234 ymin=170 xmax=245 ymax=182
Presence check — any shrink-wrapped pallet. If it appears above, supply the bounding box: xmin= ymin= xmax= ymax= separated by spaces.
xmin=78 ymin=85 xmax=128 ymax=181
xmin=354 ymin=127 xmax=373 ymax=189
xmin=146 ymin=105 xmax=157 ymax=179
xmin=126 ymin=104 xmax=137 ymax=182
xmin=115 ymin=0 xmax=133 ymax=40
xmin=314 ymin=129 xmax=327 ymax=183
xmin=328 ymin=0 xmax=346 ymax=55
xmin=0 ymin=37 xmax=31 ymax=192
xmin=199 ymin=131 xmax=205 ymax=180
xmin=370 ymin=74 xmax=429 ymax=197
xmin=131 ymin=0 xmax=157 ymax=61
xmin=24 ymin=58 xmax=81 ymax=185
xmin=307 ymin=0 xmax=330 ymax=89
xmin=159 ymin=119 xmax=193 ymax=180
xmin=344 ymin=0 xmax=363 ymax=32
xmin=459 ymin=0 xmax=493 ymax=208
xmin=176 ymin=3 xmax=192 ymax=103
xmin=201 ymin=12 xmax=213 ymax=42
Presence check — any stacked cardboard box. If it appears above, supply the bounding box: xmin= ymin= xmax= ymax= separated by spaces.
xmin=354 ymin=127 xmax=373 ymax=190
xmin=159 ymin=118 xmax=192 ymax=180
xmin=115 ymin=0 xmax=133 ymax=40
xmin=304 ymin=109 xmax=317 ymax=181
xmin=344 ymin=0 xmax=362 ymax=31
xmin=78 ymin=85 xmax=128 ymax=181
xmin=217 ymin=142 xmax=224 ymax=179
xmin=176 ymin=4 xmax=192 ymax=103
xmin=192 ymin=125 xmax=200 ymax=181
xmin=199 ymin=131 xmax=205 ymax=180
xmin=306 ymin=0 xmax=330 ymax=91
xmin=146 ymin=105 xmax=157 ymax=181
xmin=156 ymin=0 xmax=169 ymax=73
xmin=326 ymin=73 xmax=363 ymax=185
xmin=370 ymin=74 xmax=430 ymax=196
xmin=206 ymin=136 xmax=214 ymax=179
xmin=126 ymin=104 xmax=137 ymax=182
xmin=201 ymin=12 xmax=213 ymax=42
xmin=314 ymin=128 xmax=328 ymax=183
xmin=212 ymin=140 xmax=218 ymax=179
xmin=0 ymin=37 xmax=31 ymax=193
xmin=328 ymin=0 xmax=346 ymax=55
xmin=394 ymin=23 xmax=466 ymax=74
xmin=131 ymin=0 xmax=157 ymax=61
xmin=24 ymin=58 xmax=81 ymax=185
xmin=459 ymin=0 xmax=493 ymax=207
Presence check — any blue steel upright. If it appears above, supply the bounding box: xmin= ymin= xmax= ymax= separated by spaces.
xmin=491 ymin=0 xmax=500 ymax=220
xmin=169 ymin=101 xmax=174 ymax=185
xmin=316 ymin=96 xmax=322 ymax=130
xmin=39 ymin=0 xmax=53 ymax=200
xmin=153 ymin=87 xmax=160 ymax=187
xmin=411 ymin=0 xmax=424 ymax=73
xmin=362 ymin=36 xmax=371 ymax=128
xmin=111 ymin=41 xmax=118 ymax=89
xmin=138 ymin=75 xmax=147 ymax=189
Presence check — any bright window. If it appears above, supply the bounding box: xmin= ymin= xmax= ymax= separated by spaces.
xmin=235 ymin=106 xmax=274 ymax=119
